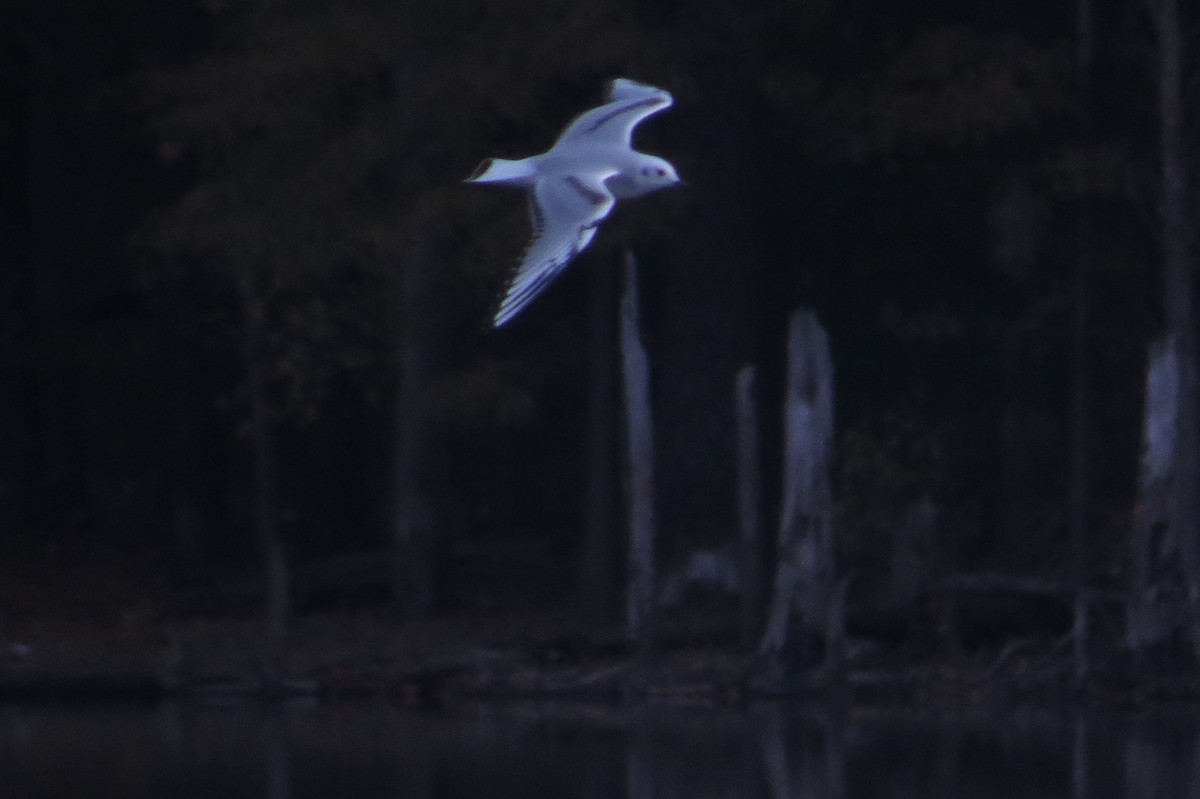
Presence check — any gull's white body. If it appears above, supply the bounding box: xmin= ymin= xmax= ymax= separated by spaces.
xmin=467 ymin=78 xmax=680 ymax=327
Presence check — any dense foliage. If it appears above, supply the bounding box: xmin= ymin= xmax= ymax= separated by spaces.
xmin=1 ymin=0 xmax=1182 ymax=624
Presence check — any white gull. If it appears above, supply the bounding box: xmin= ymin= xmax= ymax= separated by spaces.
xmin=467 ymin=78 xmax=681 ymax=327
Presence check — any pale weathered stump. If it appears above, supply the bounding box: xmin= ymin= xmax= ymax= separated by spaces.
xmin=1138 ymin=0 xmax=1200 ymax=661
xmin=621 ymin=250 xmax=657 ymax=651
xmin=1126 ymin=337 xmax=1188 ymax=651
xmin=760 ymin=309 xmax=842 ymax=672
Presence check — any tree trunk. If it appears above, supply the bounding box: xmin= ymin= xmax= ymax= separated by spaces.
xmin=0 ymin=2 xmax=24 ymax=535
xmin=165 ymin=305 xmax=217 ymax=561
xmin=1070 ymin=0 xmax=1094 ymax=684
xmin=1152 ymin=0 xmax=1200 ymax=659
xmin=264 ymin=715 xmax=291 ymax=799
xmin=620 ymin=250 xmax=657 ymax=651
xmin=1127 ymin=338 xmax=1186 ymax=650
xmin=391 ymin=247 xmax=435 ymax=617
xmin=237 ymin=275 xmax=290 ymax=647
xmin=625 ymin=730 xmax=654 ymax=799
xmin=581 ymin=258 xmax=619 ymax=623
xmin=736 ymin=365 xmax=763 ymax=648
xmin=1072 ymin=715 xmax=1089 ymax=799
xmin=758 ymin=709 xmax=792 ymax=799
xmin=760 ymin=309 xmax=840 ymax=673
xmin=27 ymin=28 xmax=83 ymax=533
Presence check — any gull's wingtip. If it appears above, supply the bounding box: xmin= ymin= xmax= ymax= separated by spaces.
xmin=465 ymin=158 xmax=494 ymax=182
xmin=607 ymin=77 xmax=671 ymax=102
xmin=465 ymin=157 xmax=536 ymax=185
xmin=491 ymin=305 xmax=514 ymax=328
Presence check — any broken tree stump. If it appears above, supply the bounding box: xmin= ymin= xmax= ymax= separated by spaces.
xmin=760 ymin=309 xmax=842 ymax=675
xmin=1127 ymin=337 xmax=1189 ymax=652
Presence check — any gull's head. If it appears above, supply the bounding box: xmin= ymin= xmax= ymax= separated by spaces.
xmin=635 ymin=156 xmax=682 ymax=192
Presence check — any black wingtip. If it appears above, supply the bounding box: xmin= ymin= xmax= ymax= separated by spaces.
xmin=466 ymin=158 xmax=494 ymax=182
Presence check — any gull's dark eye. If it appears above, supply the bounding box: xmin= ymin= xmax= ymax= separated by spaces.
xmin=655 ymin=168 xmax=665 ymax=177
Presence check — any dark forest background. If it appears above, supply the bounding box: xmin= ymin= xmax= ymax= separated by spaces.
xmin=0 ymin=0 xmax=1193 ymax=672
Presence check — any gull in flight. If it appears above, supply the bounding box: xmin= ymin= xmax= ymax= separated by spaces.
xmin=467 ymin=78 xmax=681 ymax=327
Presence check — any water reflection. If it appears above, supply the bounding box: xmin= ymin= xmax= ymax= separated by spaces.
xmin=0 ymin=701 xmax=1197 ymax=798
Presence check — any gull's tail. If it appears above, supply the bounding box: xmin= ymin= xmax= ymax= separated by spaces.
xmin=465 ymin=157 xmax=536 ymax=185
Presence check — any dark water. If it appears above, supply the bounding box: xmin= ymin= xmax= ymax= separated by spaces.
xmin=0 ymin=700 xmax=1196 ymax=798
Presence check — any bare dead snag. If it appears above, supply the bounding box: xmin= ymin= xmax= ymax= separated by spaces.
xmin=621 ymin=250 xmax=657 ymax=651
xmin=1127 ymin=338 xmax=1189 ymax=651
xmin=1142 ymin=0 xmax=1200 ymax=661
xmin=760 ymin=309 xmax=842 ymax=675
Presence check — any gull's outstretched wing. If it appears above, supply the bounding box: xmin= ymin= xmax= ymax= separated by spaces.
xmin=554 ymin=78 xmax=673 ymax=149
xmin=493 ymin=171 xmax=617 ymax=327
